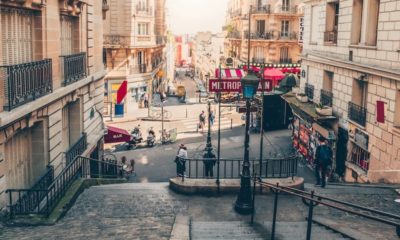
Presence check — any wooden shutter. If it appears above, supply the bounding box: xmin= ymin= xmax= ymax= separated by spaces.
xmin=0 ymin=7 xmax=34 ymax=65
xmin=60 ymin=15 xmax=75 ymax=55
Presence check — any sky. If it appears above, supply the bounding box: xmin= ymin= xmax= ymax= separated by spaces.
xmin=166 ymin=0 xmax=230 ymax=35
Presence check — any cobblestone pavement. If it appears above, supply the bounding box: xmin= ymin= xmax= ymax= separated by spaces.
xmin=1 ymin=183 xmax=399 ymax=239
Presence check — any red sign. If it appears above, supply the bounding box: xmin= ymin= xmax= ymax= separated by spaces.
xmin=208 ymin=79 xmax=272 ymax=93
xmin=116 ymin=80 xmax=128 ymax=104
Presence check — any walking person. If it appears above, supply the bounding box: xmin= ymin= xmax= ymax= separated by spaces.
xmin=175 ymin=144 xmax=188 ymax=177
xmin=315 ymin=136 xmax=333 ymax=188
xmin=130 ymin=159 xmax=136 ymax=176
xmin=144 ymin=93 xmax=149 ymax=108
xmin=209 ymin=110 xmax=215 ymax=126
xmin=199 ymin=111 xmax=206 ymax=133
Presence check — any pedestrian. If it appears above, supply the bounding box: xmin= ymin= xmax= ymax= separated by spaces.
xmin=203 ymin=150 xmax=216 ymax=178
xmin=315 ymin=136 xmax=333 ymax=188
xmin=209 ymin=110 xmax=215 ymax=126
xmin=130 ymin=159 xmax=136 ymax=176
xmin=121 ymin=156 xmax=129 ymax=178
xmin=175 ymin=144 xmax=188 ymax=177
xmin=199 ymin=111 xmax=206 ymax=133
xmin=144 ymin=94 xmax=149 ymax=108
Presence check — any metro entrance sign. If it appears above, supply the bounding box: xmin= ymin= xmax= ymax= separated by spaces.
xmin=208 ymin=79 xmax=272 ymax=93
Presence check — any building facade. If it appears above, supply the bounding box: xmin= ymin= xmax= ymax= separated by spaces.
xmin=193 ymin=32 xmax=225 ymax=83
xmin=301 ymin=0 xmax=400 ymax=183
xmin=0 ymin=0 xmax=106 ymax=211
xmin=225 ymin=0 xmax=304 ymax=66
xmin=103 ymin=0 xmax=166 ymax=114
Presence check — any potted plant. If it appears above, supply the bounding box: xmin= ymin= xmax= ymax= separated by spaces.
xmin=296 ymin=93 xmax=308 ymax=103
xmin=315 ymin=103 xmax=333 ymax=116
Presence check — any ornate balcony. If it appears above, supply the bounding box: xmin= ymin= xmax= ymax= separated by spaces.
xmin=0 ymin=59 xmax=53 ymax=111
xmin=104 ymin=35 xmax=130 ymax=47
xmin=252 ymin=4 xmax=271 ymax=14
xmin=136 ymin=5 xmax=152 ymax=15
xmin=275 ymin=5 xmax=298 ymax=14
xmin=324 ymin=31 xmax=338 ymax=44
xmin=305 ymin=83 xmax=314 ymax=101
xmin=320 ymin=89 xmax=333 ymax=107
xmin=348 ymin=102 xmax=367 ymax=126
xmin=60 ymin=52 xmax=87 ymax=86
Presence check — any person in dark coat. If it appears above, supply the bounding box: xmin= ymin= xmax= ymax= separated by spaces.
xmin=315 ymin=136 xmax=333 ymax=188
xmin=203 ymin=149 xmax=216 ymax=178
xmin=175 ymin=144 xmax=187 ymax=177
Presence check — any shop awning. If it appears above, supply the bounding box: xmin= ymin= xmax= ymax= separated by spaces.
xmin=215 ymin=68 xmax=245 ymax=79
xmin=104 ymin=126 xmax=131 ymax=143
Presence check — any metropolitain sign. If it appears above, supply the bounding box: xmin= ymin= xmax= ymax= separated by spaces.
xmin=208 ymin=79 xmax=272 ymax=93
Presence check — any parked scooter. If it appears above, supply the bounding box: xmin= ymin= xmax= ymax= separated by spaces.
xmin=147 ymin=128 xmax=156 ymax=147
xmin=127 ymin=126 xmax=143 ymax=150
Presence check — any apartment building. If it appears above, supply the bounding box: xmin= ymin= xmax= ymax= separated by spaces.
xmin=301 ymin=0 xmax=400 ymax=183
xmin=103 ymin=0 xmax=166 ymax=114
xmin=225 ymin=0 xmax=304 ymax=65
xmin=0 ymin=0 xmax=106 ymax=211
xmin=193 ymin=32 xmax=224 ymax=83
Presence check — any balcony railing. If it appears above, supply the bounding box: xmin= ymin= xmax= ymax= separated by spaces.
xmin=136 ymin=5 xmax=153 ymax=15
xmin=305 ymin=83 xmax=314 ymax=100
xmin=65 ymin=133 xmax=87 ymax=165
xmin=104 ymin=35 xmax=130 ymax=47
xmin=279 ymin=58 xmax=293 ymax=64
xmin=252 ymin=4 xmax=271 ymax=14
xmin=278 ymin=31 xmax=298 ymax=40
xmin=276 ymin=5 xmax=298 ymax=14
xmin=324 ymin=31 xmax=337 ymax=43
xmin=350 ymin=144 xmax=370 ymax=172
xmin=0 ymin=59 xmax=53 ymax=111
xmin=320 ymin=89 xmax=333 ymax=107
xmin=139 ymin=64 xmax=147 ymax=73
xmin=60 ymin=52 xmax=87 ymax=86
xmin=348 ymin=102 xmax=367 ymax=126
xmin=245 ymin=31 xmax=274 ymax=40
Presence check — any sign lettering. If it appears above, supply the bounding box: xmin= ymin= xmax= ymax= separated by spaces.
xmin=208 ymin=79 xmax=273 ymax=93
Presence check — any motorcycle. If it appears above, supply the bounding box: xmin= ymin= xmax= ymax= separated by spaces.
xmin=127 ymin=127 xmax=143 ymax=150
xmin=147 ymin=128 xmax=156 ymax=147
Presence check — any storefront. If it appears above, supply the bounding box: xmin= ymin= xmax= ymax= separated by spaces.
xmin=283 ymin=92 xmax=339 ymax=180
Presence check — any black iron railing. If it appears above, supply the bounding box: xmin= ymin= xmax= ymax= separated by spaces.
xmin=348 ymin=102 xmax=367 ymax=126
xmin=279 ymin=58 xmax=293 ymax=64
xmin=305 ymin=83 xmax=314 ymax=101
xmin=139 ymin=64 xmax=147 ymax=73
xmin=6 ymin=156 xmax=123 ymax=218
xmin=320 ymin=89 xmax=333 ymax=107
xmin=0 ymin=59 xmax=53 ymax=111
xmin=251 ymin=179 xmax=400 ymax=239
xmin=246 ymin=31 xmax=274 ymax=40
xmin=252 ymin=4 xmax=271 ymax=13
xmin=6 ymin=166 xmax=54 ymax=217
xmin=278 ymin=31 xmax=297 ymax=40
xmin=179 ymin=156 xmax=298 ymax=180
xmin=65 ymin=133 xmax=87 ymax=165
xmin=277 ymin=5 xmax=298 ymax=13
xmin=60 ymin=52 xmax=87 ymax=86
xmin=324 ymin=31 xmax=337 ymax=43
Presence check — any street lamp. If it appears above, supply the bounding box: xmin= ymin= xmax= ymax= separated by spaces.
xmin=204 ymin=101 xmax=213 ymax=153
xmin=234 ymin=72 xmax=260 ymax=214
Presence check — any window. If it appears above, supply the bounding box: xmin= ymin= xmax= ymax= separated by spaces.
xmin=310 ymin=6 xmax=319 ymax=43
xmin=0 ymin=7 xmax=34 ymax=65
xmin=138 ymin=23 xmax=149 ymax=35
xmin=395 ymin=90 xmax=400 ymax=127
xmin=323 ymin=71 xmax=333 ymax=92
xmin=351 ymin=0 xmax=380 ymax=46
xmin=324 ymin=2 xmax=339 ymax=43
xmin=281 ymin=20 xmax=289 ymax=37
xmin=352 ymin=78 xmax=368 ymax=107
xmin=280 ymin=47 xmax=289 ymax=63
xmin=256 ymin=20 xmax=265 ymax=35
xmin=282 ymin=0 xmax=290 ymax=11
xmin=253 ymin=47 xmax=264 ymax=63
xmin=60 ymin=15 xmax=79 ymax=55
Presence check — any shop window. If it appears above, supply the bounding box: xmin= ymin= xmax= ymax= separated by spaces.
xmin=1 ymin=7 xmax=34 ymax=65
xmin=395 ymin=90 xmax=400 ymax=127
xmin=350 ymin=143 xmax=370 ymax=172
xmin=351 ymin=0 xmax=380 ymax=46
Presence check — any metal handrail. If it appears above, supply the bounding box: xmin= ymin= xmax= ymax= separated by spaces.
xmin=252 ymin=178 xmax=400 ymax=239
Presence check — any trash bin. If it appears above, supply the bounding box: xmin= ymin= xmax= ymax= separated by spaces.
xmin=115 ymin=103 xmax=124 ymax=118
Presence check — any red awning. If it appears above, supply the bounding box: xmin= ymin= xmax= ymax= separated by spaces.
xmin=215 ymin=68 xmax=245 ymax=79
xmin=263 ymin=68 xmax=285 ymax=81
xmin=104 ymin=126 xmax=131 ymax=143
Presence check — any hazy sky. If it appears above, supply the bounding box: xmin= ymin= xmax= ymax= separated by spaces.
xmin=166 ymin=0 xmax=229 ymax=35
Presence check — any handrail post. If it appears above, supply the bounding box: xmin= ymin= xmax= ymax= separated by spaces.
xmin=306 ymin=191 xmax=315 ymax=240
xmin=271 ymin=183 xmax=279 ymax=240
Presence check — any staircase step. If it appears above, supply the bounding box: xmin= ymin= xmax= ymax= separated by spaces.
xmin=191 ymin=221 xmax=264 ymax=240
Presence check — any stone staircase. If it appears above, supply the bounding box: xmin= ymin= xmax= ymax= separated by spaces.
xmin=188 ymin=220 xmax=352 ymax=240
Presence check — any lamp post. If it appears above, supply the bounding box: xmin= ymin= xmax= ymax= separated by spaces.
xmin=234 ymin=70 xmax=260 ymax=214
xmin=205 ymin=101 xmax=213 ymax=152
xmin=235 ymin=4 xmax=260 ymax=214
